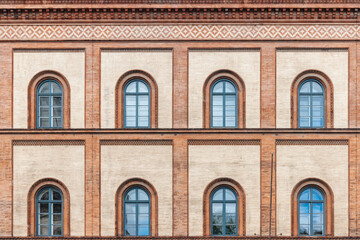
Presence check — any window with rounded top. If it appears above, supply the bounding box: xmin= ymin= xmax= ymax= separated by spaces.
xmin=124 ymin=187 xmax=150 ymax=236
xmin=36 ymin=187 xmax=63 ymax=236
xmin=124 ymin=80 xmax=150 ymax=128
xmin=298 ymin=187 xmax=325 ymax=236
xmin=298 ymin=79 xmax=325 ymax=128
xmin=37 ymin=80 xmax=63 ymax=128
xmin=211 ymin=187 xmax=237 ymax=236
xmin=211 ymin=80 xmax=237 ymax=128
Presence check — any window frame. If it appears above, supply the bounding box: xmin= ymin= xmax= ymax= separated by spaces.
xmin=203 ymin=70 xmax=245 ymax=128
xmin=210 ymin=79 xmax=238 ymax=128
xmin=36 ymin=187 xmax=63 ymax=237
xmin=36 ymin=80 xmax=64 ymax=129
xmin=123 ymin=79 xmax=151 ymax=128
xmin=210 ymin=186 xmax=238 ymax=236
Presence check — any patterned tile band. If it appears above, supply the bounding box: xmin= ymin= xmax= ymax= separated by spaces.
xmin=0 ymin=24 xmax=358 ymax=41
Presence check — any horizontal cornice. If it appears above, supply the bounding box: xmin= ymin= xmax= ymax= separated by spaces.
xmin=0 ymin=6 xmax=359 ymax=22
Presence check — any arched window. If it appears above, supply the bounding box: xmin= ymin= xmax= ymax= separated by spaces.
xmin=298 ymin=187 xmax=325 ymax=236
xmin=36 ymin=187 xmax=63 ymax=236
xmin=124 ymin=187 xmax=150 ymax=236
xmin=291 ymin=179 xmax=333 ymax=236
xmin=36 ymin=80 xmax=63 ymax=128
xmin=211 ymin=80 xmax=237 ymax=128
xmin=211 ymin=187 xmax=237 ymax=236
xmin=298 ymin=80 xmax=325 ymax=128
xmin=124 ymin=80 xmax=150 ymax=128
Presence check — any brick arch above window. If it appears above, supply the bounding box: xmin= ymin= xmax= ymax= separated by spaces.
xmin=28 ymin=70 xmax=71 ymax=129
xmin=115 ymin=178 xmax=158 ymax=236
xmin=27 ymin=178 xmax=70 ymax=237
xmin=203 ymin=178 xmax=246 ymax=236
xmin=291 ymin=178 xmax=334 ymax=236
xmin=203 ymin=70 xmax=246 ymax=128
xmin=291 ymin=70 xmax=334 ymax=128
xmin=115 ymin=70 xmax=158 ymax=128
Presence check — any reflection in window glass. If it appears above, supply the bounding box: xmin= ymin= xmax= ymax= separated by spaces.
xmin=124 ymin=187 xmax=150 ymax=236
xmin=299 ymin=187 xmax=325 ymax=236
xmin=211 ymin=187 xmax=237 ymax=236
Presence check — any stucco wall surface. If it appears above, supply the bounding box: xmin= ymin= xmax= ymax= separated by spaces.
xmin=101 ymin=145 xmax=172 ymax=236
xmin=188 ymin=145 xmax=260 ymax=236
xmin=276 ymin=144 xmax=348 ymax=236
xmin=13 ymin=145 xmax=85 ymax=236
xmin=188 ymin=50 xmax=260 ymax=128
xmin=13 ymin=50 xmax=85 ymax=128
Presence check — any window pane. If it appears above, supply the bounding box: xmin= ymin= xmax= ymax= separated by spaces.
xmin=39 ymin=203 xmax=49 ymax=213
xmin=53 ymin=107 xmax=61 ymax=117
xmin=312 ymin=117 xmax=323 ymax=128
xmin=212 ymin=225 xmax=222 ymax=235
xmin=225 ymin=225 xmax=236 ymax=235
xmin=138 ymin=189 xmax=149 ymax=201
xmin=300 ymin=107 xmax=310 ymax=117
xmin=299 ymin=96 xmax=310 ymax=106
xmin=40 ymin=118 xmax=50 ymax=127
xmin=312 ymin=189 xmax=324 ymax=201
xmin=126 ymin=82 xmax=136 ymax=93
xmin=126 ymin=96 xmax=136 ymax=106
xmin=52 ymin=191 xmax=61 ymax=200
xmin=125 ymin=225 xmax=136 ymax=236
xmin=312 ymin=82 xmax=323 ymax=93
xmin=125 ymin=214 xmax=136 ymax=224
xmin=40 ymin=108 xmax=49 ymax=117
xmin=138 ymin=225 xmax=150 ymax=236
xmin=212 ymin=203 xmax=222 ymax=214
xmin=212 ymin=214 xmax=223 ymax=225
xmin=212 ymin=96 xmax=223 ymax=105
xmin=300 ymin=189 xmax=310 ymax=200
xmin=126 ymin=106 xmax=136 ymax=117
xmin=225 ymin=82 xmax=236 ymax=93
xmin=299 ymin=203 xmax=310 ymax=214
xmin=39 ymin=82 xmax=50 ymax=93
xmin=53 ymin=97 xmax=62 ymax=106
xmin=53 ymin=203 xmax=62 ymax=214
xmin=138 ymin=106 xmax=149 ymax=117
xmin=225 ymin=189 xmax=236 ymax=201
xmin=52 ymin=83 xmax=62 ymax=94
xmin=138 ymin=82 xmax=149 ymax=93
xmin=225 ymin=96 xmax=235 ymax=106
xmin=53 ymin=214 xmax=62 ymax=225
xmin=312 ymin=96 xmax=323 ymax=106
xmin=226 ymin=203 xmax=236 ymax=214
xmin=40 ymin=225 xmax=49 ymax=235
xmin=213 ymin=82 xmax=223 ymax=93
xmin=313 ymin=225 xmax=323 ymax=235
xmin=225 ymin=117 xmax=236 ymax=127
xmin=212 ymin=117 xmax=223 ymax=127
xmin=138 ymin=96 xmax=149 ymax=105
xmin=313 ymin=203 xmax=323 ymax=213
xmin=39 ymin=214 xmax=49 ymax=224
xmin=299 ymin=118 xmax=310 ymax=127
xmin=213 ymin=106 xmax=223 ymax=117
xmin=53 ymin=225 xmax=62 ymax=236
xmin=125 ymin=117 xmax=136 ymax=127
xmin=138 ymin=117 xmax=149 ymax=127
xmin=226 ymin=214 xmax=236 ymax=224
xmin=125 ymin=189 xmax=136 ymax=200
xmin=299 ymin=225 xmax=310 ymax=235
xmin=300 ymin=213 xmax=309 ymax=225
xmin=39 ymin=190 xmax=49 ymax=200
xmin=300 ymin=82 xmax=310 ymax=93
xmin=312 ymin=107 xmax=323 ymax=117
xmin=139 ymin=203 xmax=149 ymax=214
xmin=139 ymin=214 xmax=149 ymax=224
xmin=212 ymin=189 xmax=223 ymax=201
xmin=53 ymin=118 xmax=62 ymax=127
xmin=225 ymin=106 xmax=236 ymax=117
xmin=39 ymin=97 xmax=49 ymax=106
xmin=313 ymin=214 xmax=323 ymax=225
xmin=125 ymin=203 xmax=136 ymax=213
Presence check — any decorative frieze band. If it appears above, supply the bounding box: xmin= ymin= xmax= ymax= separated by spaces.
xmin=13 ymin=140 xmax=85 ymax=146
xmin=0 ymin=24 xmax=358 ymax=41
xmin=276 ymin=139 xmax=348 ymax=145
xmin=188 ymin=139 xmax=260 ymax=145
xmin=100 ymin=139 xmax=173 ymax=145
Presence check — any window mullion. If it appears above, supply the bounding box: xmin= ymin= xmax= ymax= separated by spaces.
xmin=136 ymin=82 xmax=139 ymax=128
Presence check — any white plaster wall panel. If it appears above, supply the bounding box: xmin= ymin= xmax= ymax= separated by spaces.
xmin=188 ymin=50 xmax=260 ymax=128
xmin=276 ymin=145 xmax=348 ymax=236
xmin=276 ymin=49 xmax=348 ymax=128
xmin=13 ymin=145 xmax=85 ymax=236
xmin=101 ymin=145 xmax=172 ymax=236
xmin=101 ymin=50 xmax=172 ymax=128
xmin=188 ymin=145 xmax=260 ymax=236
xmin=13 ymin=50 xmax=85 ymax=128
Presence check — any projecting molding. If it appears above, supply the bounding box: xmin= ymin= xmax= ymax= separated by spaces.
xmin=0 ymin=24 xmax=358 ymax=41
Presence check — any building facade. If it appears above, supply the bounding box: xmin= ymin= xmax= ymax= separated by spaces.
xmin=0 ymin=0 xmax=359 ymax=239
